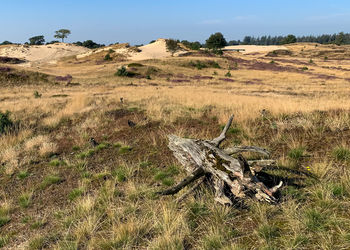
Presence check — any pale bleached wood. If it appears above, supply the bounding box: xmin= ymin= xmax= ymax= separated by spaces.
xmin=160 ymin=115 xmax=282 ymax=205
xmin=225 ymin=146 xmax=271 ymax=157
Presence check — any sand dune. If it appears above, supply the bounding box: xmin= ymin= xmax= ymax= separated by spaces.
xmin=129 ymin=39 xmax=187 ymax=61
xmin=0 ymin=43 xmax=89 ymax=66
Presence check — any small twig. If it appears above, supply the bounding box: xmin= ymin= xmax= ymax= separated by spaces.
xmin=175 ymin=176 xmax=205 ymax=203
xmin=157 ymin=168 xmax=205 ymax=195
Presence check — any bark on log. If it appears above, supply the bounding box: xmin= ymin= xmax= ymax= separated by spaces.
xmin=160 ymin=115 xmax=282 ymax=205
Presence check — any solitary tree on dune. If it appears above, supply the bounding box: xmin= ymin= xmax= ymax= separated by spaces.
xmin=54 ymin=29 xmax=71 ymax=43
xmin=166 ymin=39 xmax=180 ymax=56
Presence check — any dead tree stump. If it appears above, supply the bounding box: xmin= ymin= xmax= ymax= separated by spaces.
xmin=158 ymin=115 xmax=282 ymax=205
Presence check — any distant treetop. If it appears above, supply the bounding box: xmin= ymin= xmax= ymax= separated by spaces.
xmin=229 ymin=32 xmax=350 ymax=45
xmin=54 ymin=29 xmax=71 ymax=43
xmin=73 ymin=40 xmax=105 ymax=49
xmin=29 ymin=35 xmax=45 ymax=45
xmin=206 ymin=32 xmax=227 ymax=49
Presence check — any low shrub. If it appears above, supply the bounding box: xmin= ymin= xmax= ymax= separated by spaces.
xmin=114 ymin=66 xmax=135 ymax=77
xmin=33 ymin=91 xmax=42 ymax=98
xmin=104 ymin=53 xmax=112 ymax=61
xmin=0 ymin=111 xmax=14 ymax=134
xmin=127 ymin=63 xmax=144 ymax=67
xmin=225 ymin=71 xmax=232 ymax=77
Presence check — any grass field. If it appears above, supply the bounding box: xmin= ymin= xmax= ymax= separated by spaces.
xmin=1 ymin=43 xmax=350 ymax=249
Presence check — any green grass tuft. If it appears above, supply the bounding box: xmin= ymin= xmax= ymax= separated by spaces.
xmin=0 ymin=235 xmax=10 ymax=248
xmin=17 ymin=170 xmax=30 ymax=180
xmin=40 ymin=175 xmax=62 ymax=189
xmin=49 ymin=159 xmax=66 ymax=167
xmin=304 ymin=208 xmax=328 ymax=231
xmin=0 ymin=216 xmax=10 ymax=228
xmin=68 ymin=188 xmax=84 ymax=201
xmin=154 ymin=165 xmax=180 ymax=186
xmin=18 ymin=192 xmax=32 ymax=208
xmin=112 ymin=166 xmax=128 ymax=182
xmin=332 ymin=146 xmax=350 ymax=161
xmin=119 ymin=146 xmax=132 ymax=154
xmin=257 ymin=224 xmax=280 ymax=243
xmin=288 ymin=147 xmax=305 ymax=161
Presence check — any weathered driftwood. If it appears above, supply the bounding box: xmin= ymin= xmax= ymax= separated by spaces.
xmin=159 ymin=115 xmax=282 ymax=205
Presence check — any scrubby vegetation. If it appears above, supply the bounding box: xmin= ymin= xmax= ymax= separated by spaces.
xmin=114 ymin=66 xmax=135 ymax=77
xmin=0 ymin=68 xmax=53 ymax=86
xmin=2 ymin=41 xmax=350 ymax=249
xmin=73 ymin=40 xmax=105 ymax=49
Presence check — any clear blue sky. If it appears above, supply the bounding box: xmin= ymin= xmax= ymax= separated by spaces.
xmin=1 ymin=0 xmax=350 ymax=45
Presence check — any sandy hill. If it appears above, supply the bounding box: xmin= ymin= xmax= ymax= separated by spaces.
xmin=75 ymin=43 xmax=133 ymax=60
xmin=129 ymin=39 xmax=188 ymax=61
xmin=0 ymin=43 xmax=89 ymax=66
xmin=67 ymin=39 xmax=189 ymax=65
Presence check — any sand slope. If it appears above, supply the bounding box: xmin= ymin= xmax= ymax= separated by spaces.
xmin=0 ymin=43 xmax=89 ymax=66
xmin=129 ymin=39 xmax=187 ymax=61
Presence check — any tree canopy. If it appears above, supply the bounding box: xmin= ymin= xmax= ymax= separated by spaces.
xmin=74 ymin=40 xmax=105 ymax=49
xmin=166 ymin=39 xmax=180 ymax=56
xmin=54 ymin=29 xmax=71 ymax=42
xmin=29 ymin=36 xmax=45 ymax=45
xmin=281 ymin=34 xmax=297 ymax=44
xmin=206 ymin=32 xmax=227 ymax=49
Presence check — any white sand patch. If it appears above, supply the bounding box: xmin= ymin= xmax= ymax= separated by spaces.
xmin=224 ymin=45 xmax=288 ymax=54
xmin=129 ymin=39 xmax=187 ymax=61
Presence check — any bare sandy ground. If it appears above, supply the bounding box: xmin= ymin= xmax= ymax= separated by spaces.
xmin=129 ymin=39 xmax=187 ymax=61
xmin=224 ymin=45 xmax=288 ymax=54
xmin=0 ymin=43 xmax=89 ymax=66
xmin=76 ymin=43 xmax=131 ymax=59
xmin=0 ymin=40 xmax=287 ymax=68
xmin=75 ymin=39 xmax=187 ymax=61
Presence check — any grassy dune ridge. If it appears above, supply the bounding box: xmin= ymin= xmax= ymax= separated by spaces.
xmin=1 ymin=43 xmax=350 ymax=249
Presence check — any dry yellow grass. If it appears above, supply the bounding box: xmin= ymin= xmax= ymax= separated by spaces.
xmin=2 ymin=43 xmax=350 ymax=249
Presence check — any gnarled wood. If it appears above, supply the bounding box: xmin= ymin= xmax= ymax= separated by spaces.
xmin=210 ymin=115 xmax=234 ymax=147
xmin=160 ymin=115 xmax=283 ymax=205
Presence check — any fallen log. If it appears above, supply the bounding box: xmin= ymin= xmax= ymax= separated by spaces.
xmin=159 ymin=115 xmax=282 ymax=205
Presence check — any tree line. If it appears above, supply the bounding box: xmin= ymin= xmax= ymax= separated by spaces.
xmin=2 ymin=31 xmax=349 ymax=49
xmin=229 ymin=32 xmax=349 ymax=46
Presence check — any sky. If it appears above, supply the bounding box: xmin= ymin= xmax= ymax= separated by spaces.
xmin=1 ymin=0 xmax=350 ymax=45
